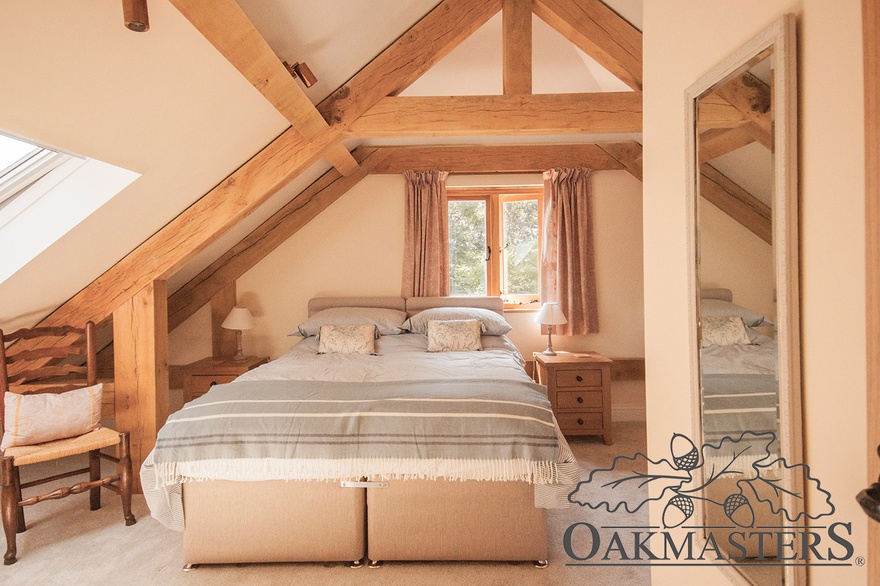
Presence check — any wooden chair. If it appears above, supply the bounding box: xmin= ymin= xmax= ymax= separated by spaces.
xmin=0 ymin=322 xmax=135 ymax=565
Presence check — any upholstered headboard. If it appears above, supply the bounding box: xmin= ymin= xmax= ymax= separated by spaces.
xmin=307 ymin=297 xmax=406 ymax=316
xmin=700 ymin=288 xmax=734 ymax=302
xmin=404 ymin=296 xmax=504 ymax=317
xmin=306 ymin=296 xmax=504 ymax=317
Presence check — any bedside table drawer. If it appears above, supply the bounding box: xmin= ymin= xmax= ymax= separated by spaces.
xmin=556 ymin=368 xmax=603 ymax=388
xmin=556 ymin=390 xmax=603 ymax=410
xmin=188 ymin=374 xmax=238 ymax=399
xmin=556 ymin=412 xmax=603 ymax=432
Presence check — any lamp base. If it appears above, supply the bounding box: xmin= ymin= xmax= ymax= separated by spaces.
xmin=542 ymin=348 xmax=557 ymax=356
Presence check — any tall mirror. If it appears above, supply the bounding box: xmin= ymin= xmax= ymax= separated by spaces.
xmin=686 ymin=16 xmax=801 ymax=586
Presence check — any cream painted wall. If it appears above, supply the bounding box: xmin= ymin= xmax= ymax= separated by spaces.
xmin=644 ymin=2 xmax=866 ymax=585
xmin=699 ymin=201 xmax=776 ymax=324
xmin=170 ymin=169 xmax=646 ymax=416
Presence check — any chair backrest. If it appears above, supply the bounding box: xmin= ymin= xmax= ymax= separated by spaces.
xmin=0 ymin=322 xmax=97 ymax=432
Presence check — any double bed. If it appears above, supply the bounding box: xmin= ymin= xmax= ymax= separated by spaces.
xmin=699 ymin=288 xmax=779 ymax=465
xmin=142 ymin=296 xmax=577 ymax=567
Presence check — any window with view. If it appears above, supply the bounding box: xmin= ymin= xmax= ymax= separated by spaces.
xmin=447 ymin=186 xmax=543 ymax=307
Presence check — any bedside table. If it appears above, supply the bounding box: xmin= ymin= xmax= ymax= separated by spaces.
xmin=182 ymin=356 xmax=269 ymax=403
xmin=533 ymin=352 xmax=613 ymax=444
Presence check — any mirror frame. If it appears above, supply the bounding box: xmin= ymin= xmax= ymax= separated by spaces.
xmin=685 ymin=14 xmax=802 ymax=586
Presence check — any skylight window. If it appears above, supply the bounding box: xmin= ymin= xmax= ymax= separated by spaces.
xmin=0 ymin=133 xmax=71 ymax=212
xmin=0 ymin=131 xmax=139 ymax=283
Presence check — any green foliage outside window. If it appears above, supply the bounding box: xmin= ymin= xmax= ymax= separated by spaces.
xmin=448 ymin=200 xmax=487 ymax=296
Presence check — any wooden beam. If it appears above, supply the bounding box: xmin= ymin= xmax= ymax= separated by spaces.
xmin=696 ymin=92 xmax=751 ymax=131
xmin=113 ymin=281 xmax=170 ymax=493
xmin=168 ymin=147 xmax=389 ymax=331
xmin=532 ymin=0 xmax=642 ymax=90
xmin=211 ymin=282 xmax=237 ymax=359
xmin=371 ymin=142 xmax=632 ymax=174
xmin=503 ymin=0 xmax=532 ymax=94
xmin=714 ymin=72 xmax=772 ymax=143
xmin=595 ymin=141 xmax=643 ymax=181
xmin=39 ymin=127 xmax=341 ymax=332
xmin=700 ymin=163 xmax=772 ymax=244
xmin=168 ymin=0 xmax=359 ymax=175
xmin=698 ymin=127 xmax=757 ymax=163
xmin=318 ymin=0 xmax=502 ymax=127
xmin=610 ymin=357 xmax=645 ymax=382
xmin=349 ymin=92 xmax=642 ymax=137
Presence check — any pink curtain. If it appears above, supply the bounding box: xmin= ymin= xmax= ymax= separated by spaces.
xmin=401 ymin=170 xmax=450 ymax=297
xmin=541 ymin=168 xmax=599 ymax=335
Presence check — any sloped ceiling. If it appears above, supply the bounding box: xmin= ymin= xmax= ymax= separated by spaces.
xmin=0 ymin=0 xmax=642 ymax=332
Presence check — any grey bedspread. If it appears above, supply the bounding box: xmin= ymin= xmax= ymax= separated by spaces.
xmin=142 ymin=378 xmax=578 ymax=530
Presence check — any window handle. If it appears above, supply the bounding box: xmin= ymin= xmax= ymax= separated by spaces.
xmin=485 ymin=245 xmax=491 ymax=262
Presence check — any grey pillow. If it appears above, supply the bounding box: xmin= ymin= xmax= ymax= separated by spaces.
xmin=291 ymin=307 xmax=408 ymax=337
xmin=403 ymin=307 xmax=512 ymax=336
xmin=700 ymin=298 xmax=766 ymax=328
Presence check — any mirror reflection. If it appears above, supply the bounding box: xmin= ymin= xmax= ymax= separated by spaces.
xmin=696 ymin=51 xmax=784 ymax=586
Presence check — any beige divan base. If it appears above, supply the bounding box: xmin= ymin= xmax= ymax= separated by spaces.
xmin=367 ymin=479 xmax=547 ymax=562
xmin=183 ymin=480 xmax=366 ymax=564
xmin=182 ymin=478 xmax=547 ymax=565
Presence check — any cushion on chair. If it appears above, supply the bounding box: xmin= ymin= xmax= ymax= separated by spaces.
xmin=1 ymin=384 xmax=103 ymax=451
xmin=4 ymin=427 xmax=121 ymax=466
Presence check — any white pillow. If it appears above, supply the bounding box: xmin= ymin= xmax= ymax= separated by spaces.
xmin=701 ymin=316 xmax=751 ymax=347
xmin=292 ymin=307 xmax=407 ymax=337
xmin=426 ymin=320 xmax=483 ymax=352
xmin=317 ymin=324 xmax=377 ymax=355
xmin=404 ymin=307 xmax=512 ymax=336
xmin=2 ymin=384 xmax=103 ymax=450
xmin=700 ymin=298 xmax=766 ymax=328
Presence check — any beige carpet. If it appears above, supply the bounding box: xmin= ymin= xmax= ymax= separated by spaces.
xmin=1 ymin=422 xmax=650 ymax=586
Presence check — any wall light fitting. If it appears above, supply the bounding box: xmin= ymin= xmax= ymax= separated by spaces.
xmin=283 ymin=61 xmax=318 ymax=88
xmin=123 ymin=0 xmax=149 ymax=32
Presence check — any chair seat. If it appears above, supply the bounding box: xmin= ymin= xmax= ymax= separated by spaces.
xmin=4 ymin=427 xmax=121 ymax=466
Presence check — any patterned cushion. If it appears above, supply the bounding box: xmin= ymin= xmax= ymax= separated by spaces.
xmin=2 ymin=384 xmax=103 ymax=450
xmin=317 ymin=324 xmax=377 ymax=355
xmin=426 ymin=320 xmax=483 ymax=352
xmin=701 ymin=316 xmax=751 ymax=347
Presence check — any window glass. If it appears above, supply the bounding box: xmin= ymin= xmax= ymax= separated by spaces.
xmin=502 ymin=198 xmax=539 ymax=295
xmin=448 ymin=199 xmax=487 ymax=296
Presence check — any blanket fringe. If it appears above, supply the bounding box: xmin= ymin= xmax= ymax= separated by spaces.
xmin=155 ymin=457 xmax=570 ymax=487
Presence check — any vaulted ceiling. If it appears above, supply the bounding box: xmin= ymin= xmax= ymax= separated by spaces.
xmin=0 ymin=0 xmax=644 ymax=335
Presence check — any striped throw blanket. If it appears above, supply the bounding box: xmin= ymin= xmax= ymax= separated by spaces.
xmin=142 ymin=378 xmax=578 ymax=530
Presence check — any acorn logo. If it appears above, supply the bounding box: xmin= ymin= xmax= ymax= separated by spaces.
xmin=662 ymin=495 xmax=694 ymax=528
xmin=723 ymin=493 xmax=755 ymax=528
xmin=670 ymin=433 xmax=700 ymax=470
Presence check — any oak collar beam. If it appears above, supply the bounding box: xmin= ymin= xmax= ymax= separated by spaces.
xmin=349 ymin=92 xmax=642 ymax=137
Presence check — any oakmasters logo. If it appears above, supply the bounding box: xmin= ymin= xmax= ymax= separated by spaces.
xmin=562 ymin=432 xmax=858 ymax=568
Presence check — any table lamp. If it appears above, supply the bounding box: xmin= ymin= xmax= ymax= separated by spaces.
xmin=536 ymin=302 xmax=567 ymax=356
xmin=221 ymin=307 xmax=255 ymax=361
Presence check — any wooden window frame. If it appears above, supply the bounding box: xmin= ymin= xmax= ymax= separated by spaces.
xmin=447 ymin=185 xmax=543 ymax=310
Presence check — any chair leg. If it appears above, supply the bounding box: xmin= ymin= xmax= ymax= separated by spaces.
xmin=2 ymin=457 xmax=18 ymax=565
xmin=117 ymin=433 xmax=136 ymax=526
xmin=89 ymin=449 xmax=101 ymax=511
xmin=11 ymin=467 xmax=24 ymax=533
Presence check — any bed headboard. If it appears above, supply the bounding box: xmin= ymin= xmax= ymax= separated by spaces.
xmin=307 ymin=296 xmax=505 ymax=317
xmin=307 ymin=297 xmax=406 ymax=316
xmin=404 ymin=296 xmax=504 ymax=316
xmin=700 ymin=288 xmax=734 ymax=302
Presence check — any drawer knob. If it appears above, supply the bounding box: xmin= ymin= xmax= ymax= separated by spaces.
xmin=576 ymin=375 xmax=583 ymax=382
xmin=577 ymin=396 xmax=584 ymax=404
xmin=577 ymin=418 xmax=584 ymax=425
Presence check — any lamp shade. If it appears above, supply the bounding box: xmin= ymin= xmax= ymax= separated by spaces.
xmin=221 ymin=307 xmax=255 ymax=331
xmin=535 ymin=302 xmax=567 ymax=326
